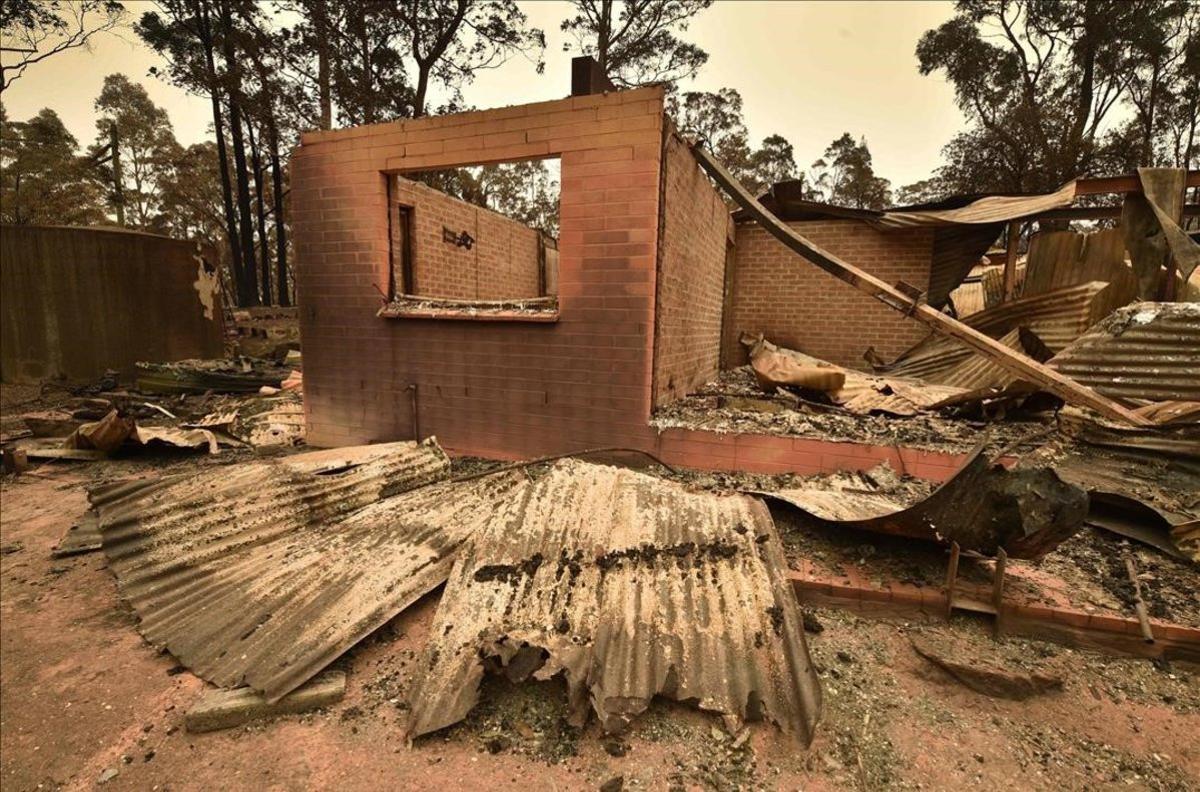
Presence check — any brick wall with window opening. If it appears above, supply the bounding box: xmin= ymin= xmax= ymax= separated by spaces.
xmin=388 ymin=172 xmax=558 ymax=303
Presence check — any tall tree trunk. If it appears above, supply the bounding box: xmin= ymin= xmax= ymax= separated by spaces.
xmin=267 ymin=118 xmax=290 ymax=306
xmin=197 ymin=0 xmax=245 ymax=305
xmin=356 ymin=6 xmax=373 ymax=124
xmin=314 ymin=0 xmax=332 ymax=129
xmin=246 ymin=121 xmax=272 ymax=305
xmin=220 ymin=0 xmax=260 ymax=305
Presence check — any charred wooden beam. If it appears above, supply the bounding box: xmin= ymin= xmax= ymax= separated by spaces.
xmin=688 ymin=141 xmax=1152 ymax=426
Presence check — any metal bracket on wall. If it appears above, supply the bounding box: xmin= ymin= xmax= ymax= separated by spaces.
xmin=442 ymin=227 xmax=475 ymax=250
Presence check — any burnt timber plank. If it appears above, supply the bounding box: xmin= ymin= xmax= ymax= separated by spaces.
xmin=689 ymin=141 xmax=1152 ymax=427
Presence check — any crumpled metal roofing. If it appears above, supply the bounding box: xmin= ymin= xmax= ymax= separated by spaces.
xmin=97 ymin=440 xmax=523 ymax=701
xmin=1022 ymin=228 xmax=1137 ymax=301
xmin=403 ymin=460 xmax=823 ymax=744
xmin=879 ymin=280 xmax=1126 ymax=386
xmin=755 ymin=447 xmax=1088 ymax=559
xmin=1047 ymin=302 xmax=1200 ymax=403
xmin=743 ymin=179 xmax=1077 ymax=229
xmin=747 ymin=336 xmax=966 ymax=416
xmin=1050 ymin=408 xmax=1199 ymax=561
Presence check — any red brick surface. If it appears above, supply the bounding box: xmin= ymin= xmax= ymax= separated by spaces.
xmin=390 ymin=175 xmax=544 ymax=300
xmin=725 ymin=220 xmax=936 ymax=368
xmin=651 ymin=130 xmax=733 ymax=406
xmin=293 ymin=88 xmax=667 ymax=452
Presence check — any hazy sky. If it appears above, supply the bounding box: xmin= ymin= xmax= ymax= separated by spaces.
xmin=1 ymin=0 xmax=964 ymax=188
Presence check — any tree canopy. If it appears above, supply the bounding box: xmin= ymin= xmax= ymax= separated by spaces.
xmin=911 ymin=0 xmax=1200 ymax=197
xmin=561 ymin=0 xmax=712 ymax=87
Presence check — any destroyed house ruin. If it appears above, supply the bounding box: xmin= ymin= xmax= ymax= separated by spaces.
xmin=293 ymin=79 xmax=1198 ymax=478
xmin=293 ymin=83 xmax=749 ymax=463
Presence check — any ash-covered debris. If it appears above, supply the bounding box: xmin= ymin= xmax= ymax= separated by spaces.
xmin=652 ymin=366 xmax=1048 ymax=454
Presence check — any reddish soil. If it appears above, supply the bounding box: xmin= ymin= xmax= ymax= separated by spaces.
xmin=2 ymin=458 xmax=1198 ymax=791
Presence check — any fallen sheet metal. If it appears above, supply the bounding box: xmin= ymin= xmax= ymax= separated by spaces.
xmin=186 ymin=395 xmax=305 ymax=448
xmin=745 ymin=336 xmax=965 ymax=416
xmin=877 ymin=281 xmax=1127 ymax=385
xmin=1050 ymin=408 xmax=1199 ymax=562
xmin=1047 ymin=303 xmax=1200 ymax=403
xmin=52 ymin=510 xmax=101 ymax=557
xmin=755 ymin=447 xmax=1088 ymax=559
xmin=1122 ymin=168 xmax=1200 ymax=297
xmin=404 ymin=460 xmax=822 ymax=744
xmin=1022 ymin=228 xmax=1137 ymax=303
xmin=64 ymin=409 xmax=219 ymax=455
xmin=97 ymin=439 xmax=520 ymax=701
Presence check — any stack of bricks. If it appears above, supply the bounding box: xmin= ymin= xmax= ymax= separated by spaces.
xmin=292 ymin=87 xmax=667 ymax=454
xmin=651 ymin=131 xmax=734 ymax=406
xmin=724 ymin=220 xmax=936 ymax=369
xmin=391 ymin=176 xmax=543 ymax=300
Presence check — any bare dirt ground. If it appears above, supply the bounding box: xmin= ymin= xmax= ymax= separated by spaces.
xmin=2 ymin=457 xmax=1198 ymax=791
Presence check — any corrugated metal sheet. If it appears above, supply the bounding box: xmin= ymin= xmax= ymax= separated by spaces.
xmin=403 ymin=460 xmax=823 ymax=743
xmin=949 ymin=279 xmax=986 ymax=317
xmin=97 ymin=440 xmax=522 ymax=702
xmin=928 ymin=224 xmax=1004 ymax=309
xmin=1051 ymin=408 xmax=1200 ymax=561
xmin=1022 ymin=228 xmax=1138 ymax=302
xmin=878 ymin=181 xmax=1078 ymax=228
xmin=756 ymin=447 xmax=1088 ymax=559
xmin=1047 ymin=303 xmax=1200 ymax=402
xmin=881 ymin=280 xmax=1127 ymax=385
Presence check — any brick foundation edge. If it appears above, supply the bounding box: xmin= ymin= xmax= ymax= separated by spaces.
xmin=789 ymin=571 xmax=1200 ymax=663
xmin=442 ymin=427 xmax=976 ymax=482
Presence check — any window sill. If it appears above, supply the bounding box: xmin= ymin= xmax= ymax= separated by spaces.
xmin=378 ymin=295 xmax=559 ymax=323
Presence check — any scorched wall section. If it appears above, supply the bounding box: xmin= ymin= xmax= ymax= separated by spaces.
xmin=292 ymin=88 xmax=665 ymax=454
xmin=652 ymin=130 xmax=734 ymax=406
xmin=725 ymin=220 xmax=936 ymax=368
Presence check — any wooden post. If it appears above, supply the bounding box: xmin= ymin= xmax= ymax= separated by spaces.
xmin=944 ymin=542 xmax=961 ymax=618
xmin=992 ymin=548 xmax=1007 ymax=638
xmin=688 ymin=141 xmax=1152 ymax=427
xmin=1123 ymin=552 xmax=1155 ymax=644
xmin=1002 ymin=221 xmax=1020 ymax=302
xmin=1157 ymin=179 xmax=1189 ymax=302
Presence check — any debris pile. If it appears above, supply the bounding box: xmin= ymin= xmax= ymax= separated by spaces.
xmin=5 ymin=355 xmax=306 ymax=464
xmin=135 ymin=356 xmax=297 ymax=395
xmin=754 ymin=446 xmax=1088 ymax=559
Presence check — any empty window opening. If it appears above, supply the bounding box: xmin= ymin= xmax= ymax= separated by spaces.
xmin=381 ymin=158 xmax=560 ymax=321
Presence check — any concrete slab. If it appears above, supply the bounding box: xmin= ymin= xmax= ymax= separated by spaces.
xmin=184 ymin=671 xmax=346 ymax=733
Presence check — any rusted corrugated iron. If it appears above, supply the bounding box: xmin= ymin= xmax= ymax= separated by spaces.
xmin=1047 ymin=303 xmax=1200 ymax=403
xmin=1022 ymin=228 xmax=1137 ymax=303
xmin=756 ymin=447 xmax=1088 ymax=559
xmin=403 ymin=460 xmax=823 ymax=744
xmin=97 ymin=440 xmax=523 ymax=702
xmin=879 ymin=280 xmax=1127 ymax=385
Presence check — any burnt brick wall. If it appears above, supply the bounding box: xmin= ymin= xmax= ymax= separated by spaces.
xmin=652 ymin=130 xmax=733 ymax=406
xmin=292 ymin=88 xmax=666 ymax=453
xmin=724 ymin=220 xmax=935 ymax=369
xmin=390 ymin=176 xmax=543 ymax=300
